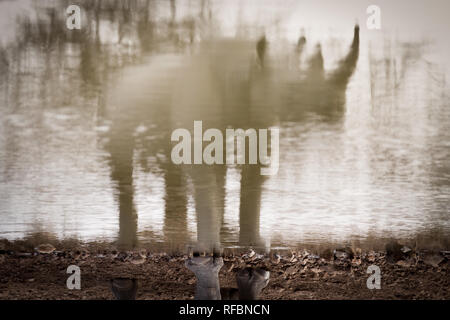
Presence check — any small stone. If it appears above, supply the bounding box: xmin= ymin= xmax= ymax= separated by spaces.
xmin=271 ymin=254 xmax=281 ymax=265
xmin=334 ymin=250 xmax=348 ymax=260
xmin=254 ymin=253 xmax=264 ymax=260
xmin=130 ymin=255 xmax=146 ymax=265
xmin=35 ymin=244 xmax=55 ymax=254
xmin=335 ymin=247 xmax=354 ymax=260
xmin=243 ymin=249 xmax=255 ymax=259
xmin=401 ymin=246 xmax=412 ymax=254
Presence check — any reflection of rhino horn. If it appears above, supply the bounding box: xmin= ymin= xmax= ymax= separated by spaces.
xmin=327 ymin=24 xmax=360 ymax=87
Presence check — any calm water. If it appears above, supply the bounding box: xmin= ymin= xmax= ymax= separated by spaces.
xmin=0 ymin=0 xmax=449 ymax=250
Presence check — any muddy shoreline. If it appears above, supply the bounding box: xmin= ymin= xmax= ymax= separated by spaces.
xmin=0 ymin=238 xmax=449 ymax=300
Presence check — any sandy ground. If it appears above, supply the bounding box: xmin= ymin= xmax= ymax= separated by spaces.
xmin=0 ymin=239 xmax=448 ymax=300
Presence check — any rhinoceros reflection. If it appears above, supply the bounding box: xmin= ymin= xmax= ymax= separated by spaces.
xmin=104 ymin=25 xmax=359 ymax=250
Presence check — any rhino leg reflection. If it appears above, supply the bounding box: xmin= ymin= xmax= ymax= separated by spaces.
xmin=236 ymin=268 xmax=270 ymax=300
xmin=110 ymin=278 xmax=138 ymax=300
xmin=185 ymin=255 xmax=224 ymax=300
xmin=239 ymin=165 xmax=265 ymax=247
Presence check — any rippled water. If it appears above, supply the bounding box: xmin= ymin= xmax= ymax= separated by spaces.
xmin=0 ymin=0 xmax=449 ymax=250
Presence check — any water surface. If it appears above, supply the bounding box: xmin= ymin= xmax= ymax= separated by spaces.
xmin=0 ymin=0 xmax=449 ymax=250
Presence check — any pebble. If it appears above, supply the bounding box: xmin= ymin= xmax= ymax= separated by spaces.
xmin=401 ymin=246 xmax=412 ymax=254
xmin=35 ymin=244 xmax=56 ymax=254
xmin=130 ymin=255 xmax=146 ymax=265
xmin=242 ymin=249 xmax=255 ymax=259
xmin=334 ymin=250 xmax=348 ymax=260
xmin=271 ymin=254 xmax=281 ymax=265
xmin=254 ymin=253 xmax=265 ymax=260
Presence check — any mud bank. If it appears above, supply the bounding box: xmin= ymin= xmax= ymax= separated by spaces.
xmin=0 ymin=239 xmax=448 ymax=300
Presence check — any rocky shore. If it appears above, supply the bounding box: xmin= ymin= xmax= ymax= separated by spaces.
xmin=0 ymin=239 xmax=448 ymax=300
